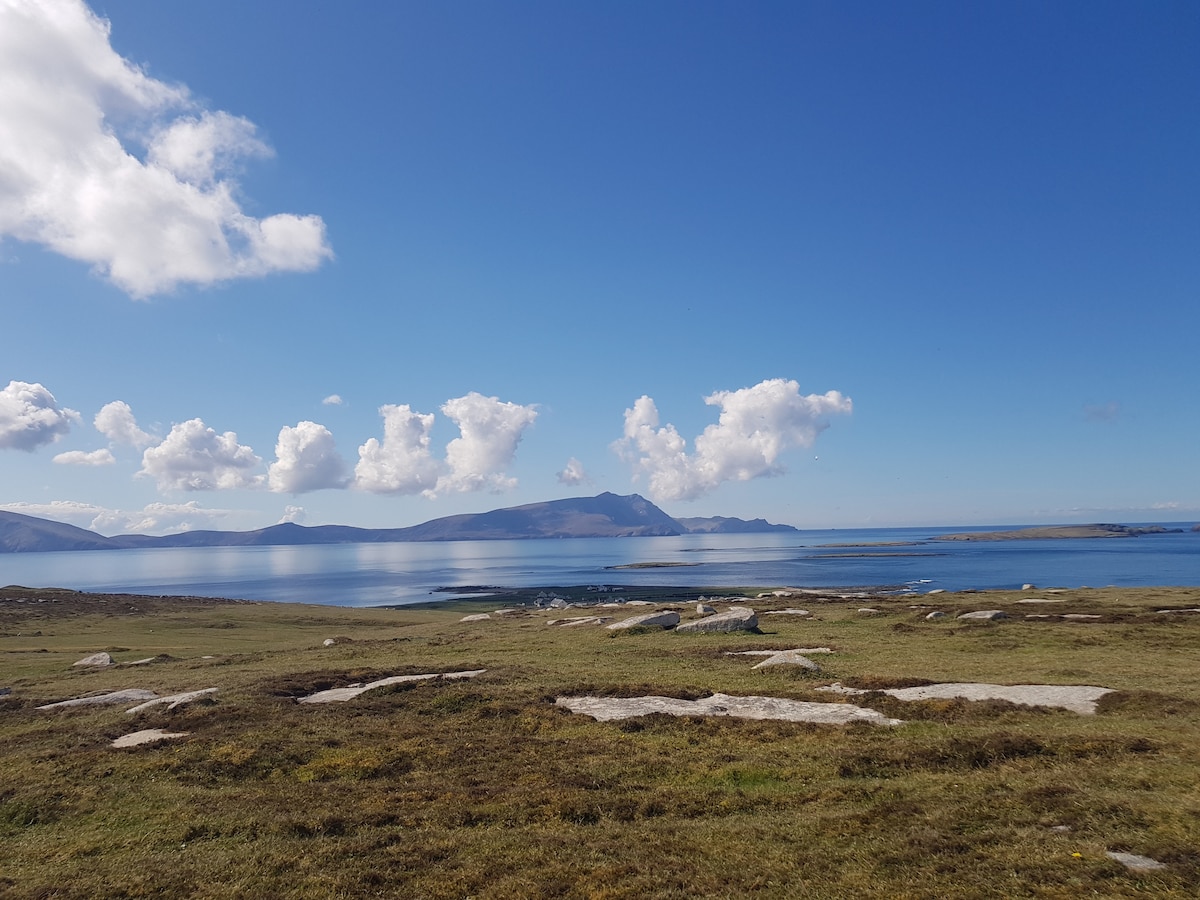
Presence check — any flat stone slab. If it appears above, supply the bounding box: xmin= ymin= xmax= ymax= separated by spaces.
xmin=1105 ymin=851 xmax=1166 ymax=872
xmin=38 ymin=689 xmax=158 ymax=710
xmin=675 ymin=608 xmax=758 ymax=634
xmin=459 ymin=613 xmax=491 ymax=622
xmin=818 ymin=682 xmax=1114 ymax=714
xmin=752 ymin=650 xmax=820 ymax=671
xmin=726 ymin=648 xmax=834 ymax=657
xmin=606 ymin=611 xmax=680 ymax=631
xmin=1017 ymin=598 xmax=1065 ymax=604
xmin=957 ymin=610 xmax=1008 ymax=620
xmin=763 ymin=608 xmax=811 ymax=616
xmin=553 ymin=616 xmax=611 ymax=627
xmin=297 ymin=670 xmax=486 ymax=704
xmin=112 ymin=729 xmax=190 ymax=748
xmin=126 ymin=688 xmax=219 ymax=714
xmin=556 ymin=693 xmax=902 ymax=726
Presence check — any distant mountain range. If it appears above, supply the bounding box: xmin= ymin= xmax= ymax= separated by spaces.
xmin=0 ymin=493 xmax=798 ymax=554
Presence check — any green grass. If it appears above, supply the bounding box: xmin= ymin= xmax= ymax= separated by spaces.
xmin=3 ymin=584 xmax=1200 ymax=897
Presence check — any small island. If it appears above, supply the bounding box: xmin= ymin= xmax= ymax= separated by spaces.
xmin=935 ymin=523 xmax=1185 ymax=542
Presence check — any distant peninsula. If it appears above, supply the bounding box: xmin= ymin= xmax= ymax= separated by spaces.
xmin=935 ymin=523 xmax=1186 ymax=542
xmin=0 ymin=493 xmax=798 ymax=554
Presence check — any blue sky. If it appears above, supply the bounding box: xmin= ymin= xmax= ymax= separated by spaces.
xmin=1 ymin=0 xmax=1197 ymax=535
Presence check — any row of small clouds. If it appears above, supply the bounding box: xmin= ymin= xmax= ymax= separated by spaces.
xmin=2 ymin=378 xmax=852 ymax=504
xmin=0 ymin=499 xmax=235 ymax=535
xmin=0 ymin=0 xmax=331 ymax=297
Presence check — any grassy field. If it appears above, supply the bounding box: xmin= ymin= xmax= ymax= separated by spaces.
xmin=3 ymin=583 xmax=1200 ymax=898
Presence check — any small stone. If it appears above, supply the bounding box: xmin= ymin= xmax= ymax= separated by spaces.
xmin=926 ymin=588 xmax=946 ymax=595
xmin=956 ymin=610 xmax=1008 ymax=621
xmin=72 ymin=652 xmax=113 ymax=668
xmin=1022 ymin=583 xmax=1036 ymax=590
xmin=112 ymin=729 xmax=189 ymax=749
xmin=459 ymin=613 xmax=491 ymax=622
xmin=696 ymin=603 xmax=716 ymax=615
xmin=1062 ymin=614 xmax=1102 ymax=621
xmin=764 ymin=608 xmax=811 ymax=617
xmin=752 ymin=650 xmax=820 ymax=671
xmin=1105 ymin=851 xmax=1166 ymax=872
xmin=323 ymin=638 xmax=336 ymax=646
xmin=925 ymin=611 xmax=947 ymax=620
xmin=857 ymin=608 xmax=880 ymax=615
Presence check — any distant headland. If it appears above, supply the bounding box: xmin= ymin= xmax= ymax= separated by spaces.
xmin=0 ymin=492 xmax=798 ymax=554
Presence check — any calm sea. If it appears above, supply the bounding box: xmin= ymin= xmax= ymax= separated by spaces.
xmin=1 ymin=525 xmax=1198 ymax=607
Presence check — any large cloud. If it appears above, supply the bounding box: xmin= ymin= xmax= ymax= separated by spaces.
xmin=94 ymin=400 xmax=154 ymax=446
xmin=139 ymin=418 xmax=263 ymax=491
xmin=437 ymin=393 xmax=538 ymax=494
xmin=0 ymin=0 xmax=332 ymax=297
xmin=614 ymin=378 xmax=852 ymax=502
xmin=0 ymin=380 xmax=80 ymax=450
xmin=268 ymin=421 xmax=350 ymax=493
xmin=354 ymin=404 xmax=441 ymax=494
xmin=354 ymin=393 xmax=538 ymax=496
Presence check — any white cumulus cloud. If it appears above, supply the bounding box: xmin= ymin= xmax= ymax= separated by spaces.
xmin=557 ymin=457 xmax=589 ymax=486
xmin=139 ymin=418 xmax=263 ymax=491
xmin=0 ymin=0 xmax=332 ymax=297
xmin=322 ymin=394 xmax=343 ymax=406
xmin=354 ymin=404 xmax=441 ymax=495
xmin=53 ymin=448 xmax=114 ymax=466
xmin=0 ymin=380 xmax=80 ymax=450
xmin=94 ymin=400 xmax=154 ymax=446
xmin=268 ymin=421 xmax=350 ymax=493
xmin=614 ymin=378 xmax=852 ymax=502
xmin=278 ymin=504 xmax=306 ymax=524
xmin=437 ymin=393 xmax=538 ymax=494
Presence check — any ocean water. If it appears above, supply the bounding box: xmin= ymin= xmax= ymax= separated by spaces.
xmin=1 ymin=525 xmax=1198 ymax=607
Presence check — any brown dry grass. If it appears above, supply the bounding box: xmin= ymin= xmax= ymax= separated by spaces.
xmin=3 ymin=585 xmax=1200 ymax=897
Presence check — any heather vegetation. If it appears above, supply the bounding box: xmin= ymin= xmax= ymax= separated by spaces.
xmin=3 ymin=584 xmax=1200 ymax=898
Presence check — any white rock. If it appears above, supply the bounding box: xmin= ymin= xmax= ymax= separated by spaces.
xmin=556 ymin=692 xmax=902 ymax=725
xmin=112 ymin=729 xmax=189 ymax=749
xmin=38 ymin=689 xmax=158 ymax=710
xmin=460 ymin=613 xmax=492 ymax=622
xmin=550 ymin=616 xmax=610 ymax=627
xmin=817 ymin=681 xmax=1113 ymax=715
xmin=298 ymin=670 xmax=486 ymax=704
xmin=1022 ymin=583 xmax=1037 ymax=590
xmin=764 ymin=609 xmax=811 ymax=617
xmin=1017 ymin=598 xmax=1064 ymax=604
xmin=1104 ymin=851 xmax=1166 ymax=872
xmin=752 ymin=650 xmax=820 ymax=671
xmin=675 ymin=608 xmax=758 ymax=634
xmin=1062 ymin=614 xmax=1102 ymax=621
xmin=857 ymin=608 xmax=880 ymax=615
xmin=323 ymin=638 xmax=337 ymax=646
xmin=925 ymin=611 xmax=947 ymax=620
xmin=696 ymin=603 xmax=716 ymax=615
xmin=72 ymin=652 xmax=114 ymax=668
xmin=926 ymin=589 xmax=946 ymax=595
xmin=956 ymin=610 xmax=1008 ymax=621
xmin=606 ymin=611 xmax=681 ymax=631
xmin=126 ymin=689 xmax=219 ymax=714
